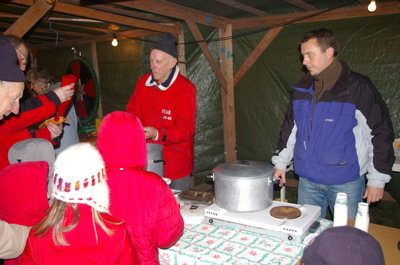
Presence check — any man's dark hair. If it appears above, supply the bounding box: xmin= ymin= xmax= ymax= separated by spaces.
xmin=300 ymin=28 xmax=338 ymax=56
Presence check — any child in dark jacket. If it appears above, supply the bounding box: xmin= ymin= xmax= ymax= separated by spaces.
xmin=21 ymin=143 xmax=140 ymax=265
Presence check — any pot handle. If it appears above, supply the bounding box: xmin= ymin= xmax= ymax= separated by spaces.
xmin=207 ymin=173 xmax=215 ymax=180
xmin=153 ymin=159 xmax=166 ymax=165
xmin=269 ymin=178 xmax=281 ymax=185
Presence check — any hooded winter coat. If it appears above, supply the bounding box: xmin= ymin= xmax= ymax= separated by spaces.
xmin=0 ymin=161 xmax=50 ymax=265
xmin=97 ymin=111 xmax=184 ymax=265
xmin=21 ymin=204 xmax=140 ymax=265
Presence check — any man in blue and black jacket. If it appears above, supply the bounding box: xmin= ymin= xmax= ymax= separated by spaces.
xmin=272 ymin=28 xmax=395 ymax=219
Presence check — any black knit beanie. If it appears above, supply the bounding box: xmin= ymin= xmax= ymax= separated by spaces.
xmin=152 ymin=33 xmax=178 ymax=59
xmin=0 ymin=36 xmax=26 ymax=82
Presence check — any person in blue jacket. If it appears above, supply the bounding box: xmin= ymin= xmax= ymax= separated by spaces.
xmin=272 ymin=28 xmax=395 ymax=219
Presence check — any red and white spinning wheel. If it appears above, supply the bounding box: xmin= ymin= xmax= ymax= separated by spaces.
xmin=63 ymin=56 xmax=100 ymax=125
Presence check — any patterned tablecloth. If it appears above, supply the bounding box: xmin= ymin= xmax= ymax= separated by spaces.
xmin=159 ymin=218 xmax=332 ymax=265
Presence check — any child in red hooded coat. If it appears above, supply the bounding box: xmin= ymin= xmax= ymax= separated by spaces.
xmin=97 ymin=111 xmax=184 ymax=265
xmin=21 ymin=143 xmax=140 ymax=265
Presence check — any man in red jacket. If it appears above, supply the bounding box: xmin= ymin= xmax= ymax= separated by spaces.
xmin=126 ymin=32 xmax=197 ymax=191
xmin=0 ymin=35 xmax=74 ymax=171
xmin=0 ymin=35 xmax=33 ymax=263
xmin=0 ymin=36 xmax=26 ymax=120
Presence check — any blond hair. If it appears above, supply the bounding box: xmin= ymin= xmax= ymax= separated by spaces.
xmin=34 ymin=200 xmax=119 ymax=246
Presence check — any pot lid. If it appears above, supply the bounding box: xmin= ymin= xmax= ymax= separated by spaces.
xmin=212 ymin=160 xmax=274 ymax=179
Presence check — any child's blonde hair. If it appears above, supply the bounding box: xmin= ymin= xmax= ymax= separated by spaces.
xmin=34 ymin=199 xmax=120 ymax=246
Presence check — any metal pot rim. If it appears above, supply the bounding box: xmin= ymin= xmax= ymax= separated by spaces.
xmin=212 ymin=160 xmax=274 ymax=179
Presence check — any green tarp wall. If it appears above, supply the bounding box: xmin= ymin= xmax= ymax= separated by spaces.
xmin=37 ymin=13 xmax=400 ymax=201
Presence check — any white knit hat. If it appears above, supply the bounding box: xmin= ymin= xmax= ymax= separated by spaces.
xmin=51 ymin=143 xmax=109 ymax=213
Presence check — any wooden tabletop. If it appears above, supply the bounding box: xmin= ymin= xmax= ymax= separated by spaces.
xmin=348 ymin=219 xmax=400 ymax=265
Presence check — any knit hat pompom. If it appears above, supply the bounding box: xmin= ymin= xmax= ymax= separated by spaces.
xmin=51 ymin=143 xmax=109 ymax=213
xmin=152 ymin=32 xmax=178 ymax=59
xmin=0 ymin=36 xmax=26 ymax=82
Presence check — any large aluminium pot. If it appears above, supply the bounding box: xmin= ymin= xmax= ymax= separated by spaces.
xmin=145 ymin=143 xmax=166 ymax=177
xmin=211 ymin=160 xmax=276 ymax=213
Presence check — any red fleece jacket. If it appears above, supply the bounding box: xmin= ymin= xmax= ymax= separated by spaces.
xmin=0 ymin=94 xmax=57 ymax=171
xmin=126 ymin=71 xmax=196 ymax=180
xmin=97 ymin=111 xmax=184 ymax=265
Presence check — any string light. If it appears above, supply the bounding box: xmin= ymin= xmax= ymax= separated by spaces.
xmin=368 ymin=0 xmax=376 ymax=12
xmin=111 ymin=33 xmax=118 ymax=46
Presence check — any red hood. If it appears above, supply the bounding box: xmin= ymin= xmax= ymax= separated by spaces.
xmin=97 ymin=111 xmax=147 ymax=170
xmin=0 ymin=161 xmax=49 ymax=226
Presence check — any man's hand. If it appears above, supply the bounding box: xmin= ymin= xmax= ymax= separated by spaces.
xmin=53 ymin=84 xmax=74 ymax=103
xmin=363 ymin=186 xmax=384 ymax=204
xmin=47 ymin=122 xmax=63 ymax=139
xmin=274 ymin=169 xmax=286 ymax=187
xmin=143 ymin=126 xmax=157 ymax=140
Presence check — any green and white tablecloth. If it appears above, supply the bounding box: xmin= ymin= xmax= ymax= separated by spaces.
xmin=159 ymin=218 xmax=332 ymax=265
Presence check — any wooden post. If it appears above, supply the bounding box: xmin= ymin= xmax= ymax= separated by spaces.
xmin=219 ymin=24 xmax=237 ymax=162
xmin=91 ymin=42 xmax=102 ymax=119
xmin=30 ymin=47 xmax=39 ymax=68
xmin=177 ymin=26 xmax=187 ymax=77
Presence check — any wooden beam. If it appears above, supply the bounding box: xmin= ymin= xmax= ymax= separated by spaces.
xmin=116 ymin=0 xmax=226 ymax=28
xmin=0 ymin=13 xmax=20 ymax=19
xmin=9 ymin=0 xmax=181 ymax=34
xmin=283 ymin=0 xmax=317 ymax=11
xmin=234 ymin=26 xmax=283 ymax=86
xmin=357 ymin=0 xmax=371 ymax=4
xmin=185 ymin=20 xmax=227 ymax=92
xmin=4 ymin=0 xmax=55 ymax=37
xmin=61 ymin=0 xmax=176 ymax=24
xmin=86 ymin=3 xmax=175 ymax=24
xmin=219 ymin=24 xmax=237 ymax=162
xmin=229 ymin=1 xmax=400 ymax=29
xmin=214 ymin=0 xmax=269 ymax=16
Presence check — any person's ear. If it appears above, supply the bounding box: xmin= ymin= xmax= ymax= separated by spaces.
xmin=326 ymin=47 xmax=335 ymax=58
xmin=170 ymin=57 xmax=178 ymax=67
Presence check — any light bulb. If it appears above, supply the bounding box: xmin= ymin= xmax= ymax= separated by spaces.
xmin=368 ymin=0 xmax=376 ymax=12
xmin=111 ymin=34 xmax=118 ymax=46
